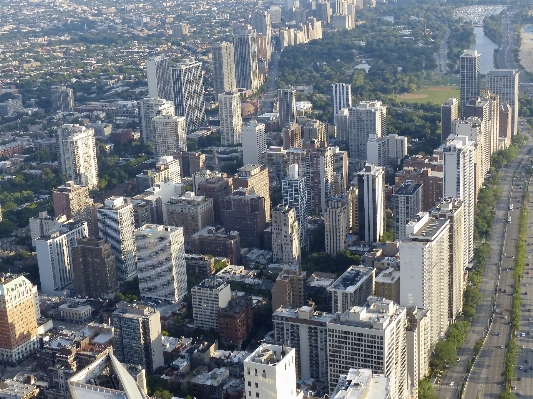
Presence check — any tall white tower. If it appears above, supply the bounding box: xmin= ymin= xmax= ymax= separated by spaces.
xmin=344 ymin=101 xmax=386 ymax=161
xmin=332 ymin=83 xmax=352 ymax=121
xmin=233 ymin=25 xmax=260 ymax=92
xmin=152 ymin=114 xmax=187 ymax=159
xmin=356 ymin=164 xmax=385 ymax=243
xmin=146 ymin=55 xmax=173 ymax=101
xmin=171 ymin=59 xmax=206 ymax=133
xmin=212 ymin=42 xmax=237 ymax=100
xmin=140 ymin=97 xmax=175 ymax=144
xmin=242 ymin=120 xmax=266 ymax=164
xmin=219 ymin=90 xmax=243 ymax=145
xmin=487 ymin=69 xmax=520 ymax=135
xmin=58 ymin=124 xmax=99 ymax=190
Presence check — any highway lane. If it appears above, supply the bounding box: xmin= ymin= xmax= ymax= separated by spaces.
xmin=436 ymin=133 xmax=532 ymax=399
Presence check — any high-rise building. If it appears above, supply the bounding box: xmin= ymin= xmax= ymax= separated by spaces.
xmin=219 ymin=90 xmax=242 ymax=145
xmin=454 ymin=118 xmax=485 ymax=197
xmin=53 ymin=181 xmax=96 ymax=236
xmin=332 ymin=83 xmax=352 ymax=123
xmin=487 ymin=69 xmax=519 ymax=135
xmin=140 ymin=97 xmax=175 ymax=144
xmin=166 ymin=192 xmax=214 ymax=249
xmin=97 ymin=197 xmax=137 ymax=280
xmin=152 ymin=114 xmax=187 ymax=159
xmin=146 ymin=55 xmax=173 ymax=100
xmin=392 ymin=181 xmax=423 ymax=241
xmin=251 ymin=11 xmax=272 ymax=62
xmin=191 ymin=277 xmax=231 ymax=331
xmin=197 ymin=176 xmax=233 ymax=224
xmin=327 ymin=297 xmax=408 ymax=398
xmin=375 ymin=267 xmax=401 ymax=304
xmin=282 ymin=164 xmax=309 ymax=251
xmin=306 ymin=144 xmax=334 ymax=215
xmin=233 ymin=164 xmax=271 ymax=222
xmin=388 ymin=134 xmax=408 ymax=165
xmin=282 ymin=122 xmax=302 ymax=150
xmin=233 ymin=25 xmax=260 ymax=92
xmin=242 ymin=120 xmax=266 ymax=164
xmin=271 ymin=267 xmax=307 ymax=312
xmin=262 ymin=146 xmax=288 ymax=187
xmin=243 ymin=344 xmax=302 ymax=399
xmin=406 ymin=307 xmax=431 ymax=394
xmin=51 ymin=85 xmax=74 ymax=112
xmin=218 ymin=296 xmax=254 ymax=346
xmin=443 ymin=136 xmax=475 ymax=262
xmin=271 ymin=205 xmax=300 ymax=264
xmin=441 ymin=97 xmax=459 ymax=142
xmin=212 ymin=42 xmax=237 ymax=100
xmin=72 ymin=238 xmax=118 ymax=299
xmin=337 ymin=101 xmax=386 ymax=161
xmin=29 ymin=211 xmax=68 ymax=246
xmin=171 ymin=59 xmax=206 ymax=133
xmin=431 ymin=199 xmax=466 ymax=321
xmin=301 ymin=118 xmax=327 ymax=144
xmin=278 ymin=88 xmax=297 ymax=129
xmin=356 ymin=164 xmax=385 ymax=243
xmin=0 ymin=275 xmax=39 ymax=365
xmin=273 ymin=306 xmax=333 ymax=382
xmin=324 ymin=194 xmax=349 ymax=256
xmin=36 ymin=221 xmax=88 ymax=295
xmin=459 ymin=49 xmax=480 ymax=117
xmin=328 ymin=265 xmax=375 ymax=313
xmin=366 ymin=134 xmax=388 ymax=167
xmin=112 ymin=302 xmax=164 ymax=373
xmin=135 ymin=224 xmax=187 ymax=303
xmin=221 ymin=189 xmax=266 ymax=248
xmin=58 ymin=124 xmax=99 ymax=190
xmin=331 ymin=369 xmax=391 ymax=399
xmin=400 ymin=212 xmax=450 ymax=346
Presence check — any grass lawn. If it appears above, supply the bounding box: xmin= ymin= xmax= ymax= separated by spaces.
xmin=392 ymin=86 xmax=460 ymax=105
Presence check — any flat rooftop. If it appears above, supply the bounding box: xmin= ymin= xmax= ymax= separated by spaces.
xmin=329 ymin=266 xmax=374 ymax=293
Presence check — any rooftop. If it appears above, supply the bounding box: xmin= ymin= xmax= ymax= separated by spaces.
xmin=375 ymin=267 xmax=400 ymax=284
xmin=273 ymin=306 xmax=334 ymax=324
xmin=331 ymin=368 xmax=390 ymax=399
xmin=329 ymin=266 xmax=374 ymax=293
xmin=330 ymin=297 xmax=405 ymax=331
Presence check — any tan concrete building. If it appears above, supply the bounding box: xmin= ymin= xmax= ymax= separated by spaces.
xmin=232 ymin=164 xmax=271 ymax=221
xmin=324 ymin=194 xmax=349 ymax=256
xmin=375 ymin=267 xmax=400 ymax=304
xmin=0 ymin=275 xmax=39 ymax=365
xmin=406 ymin=307 xmax=431 ymax=398
xmin=271 ymin=267 xmax=306 ymax=312
xmin=271 ymin=205 xmax=300 ymax=265
xmin=196 ymin=176 xmax=233 ymax=224
xmin=52 ymin=181 xmax=96 ymax=236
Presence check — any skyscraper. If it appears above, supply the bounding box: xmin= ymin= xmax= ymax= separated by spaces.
xmin=58 ymin=124 xmax=99 ymax=190
xmin=327 ymin=297 xmax=408 ymax=398
xmin=282 ymin=123 xmax=302 ymax=150
xmin=135 ymin=224 xmax=187 ymax=303
xmin=441 ymin=97 xmax=459 ymax=142
xmin=219 ymin=90 xmax=242 ymax=145
xmin=306 ymin=144 xmax=334 ymax=215
xmin=242 ymin=120 xmax=266 ymax=165
xmin=52 ymin=181 xmax=96 ymax=236
xmin=152 ymin=114 xmax=187 ymax=159
xmin=278 ymin=88 xmax=297 ymax=129
xmin=393 ymin=181 xmax=423 ymax=241
xmin=97 ymin=197 xmax=137 ymax=280
xmin=251 ymin=11 xmax=272 ymax=62
xmin=233 ymin=25 xmax=260 ymax=92
xmin=72 ymin=238 xmax=118 ymax=299
xmin=443 ymin=136 xmax=476 ymax=262
xmin=171 ymin=59 xmax=206 ymax=133
xmin=212 ymin=42 xmax=237 ymax=99
xmin=36 ymin=221 xmax=88 ymax=295
xmin=271 ymin=205 xmax=300 ymax=264
xmin=233 ymin=164 xmax=271 ymax=222
xmin=191 ymin=277 xmax=231 ymax=331
xmin=0 ymin=275 xmax=39 ymax=365
xmin=112 ymin=302 xmax=164 ymax=373
xmin=400 ymin=212 xmax=450 ymax=346
xmin=282 ymin=164 xmax=309 ymax=251
xmin=332 ymin=83 xmax=352 ymax=122
xmin=356 ymin=164 xmax=385 ymax=243
xmin=460 ymin=49 xmax=480 ymax=117
xmin=487 ymin=69 xmax=519 ymax=135
xmin=140 ymin=97 xmax=175 ymax=144
xmin=51 ymin=85 xmax=74 ymax=112
xmin=147 ymin=55 xmax=172 ymax=100
xmin=324 ymin=194 xmax=349 ymax=256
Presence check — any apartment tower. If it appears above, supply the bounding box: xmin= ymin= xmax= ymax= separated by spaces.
xmin=219 ymin=90 xmax=243 ymax=145
xmin=271 ymin=205 xmax=300 ymax=264
xmin=212 ymin=42 xmax=237 ymax=100
xmin=459 ymin=49 xmax=480 ymax=117
xmin=233 ymin=25 xmax=260 ymax=92
xmin=487 ymin=69 xmax=519 ymax=135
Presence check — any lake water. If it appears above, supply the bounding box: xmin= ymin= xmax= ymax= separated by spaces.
xmin=472 ymin=26 xmax=498 ymax=74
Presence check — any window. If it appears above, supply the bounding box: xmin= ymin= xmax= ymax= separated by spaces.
xmin=255 ymin=382 xmax=258 ymax=388
xmin=248 ymin=381 xmax=251 ymax=386
xmin=256 ymin=393 xmax=260 ymax=398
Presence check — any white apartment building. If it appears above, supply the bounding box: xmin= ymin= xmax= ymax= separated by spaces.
xmin=460 ymin=49 xmax=480 ymax=117
xmin=366 ymin=134 xmax=388 ymax=167
xmin=191 ymin=277 xmax=231 ymax=331
xmin=400 ymin=213 xmax=450 ymax=346
xmin=324 ymin=194 xmax=349 ymax=256
xmin=140 ymin=97 xmax=175 ymax=144
xmin=171 ymin=59 xmax=206 ymax=133
xmin=443 ymin=135 xmax=476 ymax=262
xmin=36 ymin=221 xmax=88 ymax=295
xmin=146 ymin=55 xmax=173 ymax=101
xmin=97 ymin=197 xmax=137 ymax=280
xmin=242 ymin=120 xmax=266 ymax=164
xmin=233 ymin=25 xmax=260 ymax=92
xmin=327 ymin=297 xmax=408 ymax=398
xmin=212 ymin=42 xmax=237 ymax=99
xmin=112 ymin=302 xmax=164 ymax=373
xmin=152 ymin=114 xmax=187 ymax=159
xmin=29 ymin=211 xmax=68 ymax=246
xmin=335 ymin=101 xmax=386 ymax=161
xmin=328 ymin=265 xmax=375 ymax=313
xmin=244 ymin=344 xmax=303 ymax=399
xmin=388 ymin=134 xmax=408 ymax=165
xmin=219 ymin=91 xmax=243 ymax=145
xmin=332 ymin=83 xmax=352 ymax=125
xmin=271 ymin=205 xmax=300 ymax=264
xmin=282 ymin=164 xmax=309 ymax=251
xmin=58 ymin=124 xmax=99 ymax=190
xmin=135 ymin=224 xmax=187 ymax=303
xmin=331 ymin=369 xmax=391 ymax=399
xmin=356 ymin=164 xmax=385 ymax=243
xmin=487 ymin=69 xmax=519 ymax=135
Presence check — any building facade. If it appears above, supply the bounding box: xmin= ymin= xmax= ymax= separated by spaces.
xmin=219 ymin=91 xmax=242 ymax=145
xmin=212 ymin=42 xmax=237 ymax=99
xmin=152 ymin=114 xmax=187 ymax=159
xmin=441 ymin=97 xmax=459 ymax=142
xmin=140 ymin=97 xmax=175 ymax=144
xmin=282 ymin=164 xmax=309 ymax=251
xmin=233 ymin=25 xmax=260 ymax=92
xmin=171 ymin=59 xmax=206 ymax=133
xmin=487 ymin=69 xmax=519 ymax=135
xmin=324 ymin=194 xmax=349 ymax=256
xmin=332 ymin=83 xmax=352 ymax=125
xmin=242 ymin=120 xmax=266 ymax=165
xmin=328 ymin=265 xmax=375 ymax=314
xmin=191 ymin=277 xmax=231 ymax=331
xmin=278 ymin=88 xmax=297 ymax=129
xmin=459 ymin=49 xmax=480 ymax=117
xmin=392 ymin=181 xmax=423 ymax=241
xmin=271 ymin=205 xmax=300 ymax=264
xmin=356 ymin=164 xmax=385 ymax=243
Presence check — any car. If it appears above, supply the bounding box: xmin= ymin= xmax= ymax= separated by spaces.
xmin=520 ymin=366 xmax=524 ymax=370
xmin=501 ymin=345 xmax=505 ymax=349
xmin=522 ymin=345 xmax=525 ymax=349
xmin=449 ymin=382 xmax=454 ymax=386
